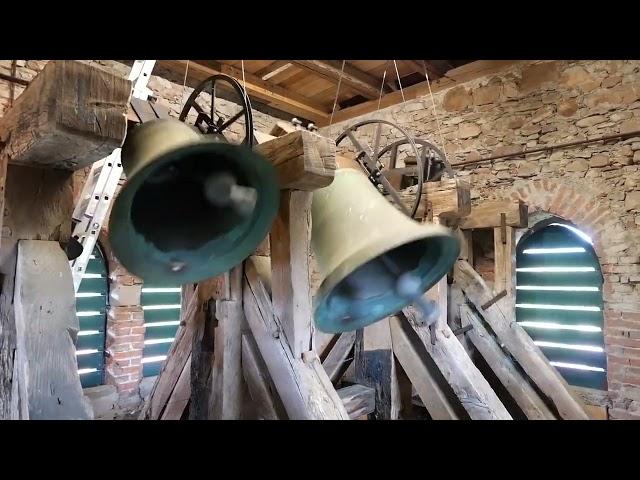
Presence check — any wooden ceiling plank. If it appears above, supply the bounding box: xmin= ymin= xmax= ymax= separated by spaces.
xmin=161 ymin=60 xmax=329 ymax=123
xmin=292 ymin=60 xmax=384 ymax=99
xmin=321 ymin=60 xmax=519 ymax=126
xmin=255 ymin=60 xmax=292 ymax=79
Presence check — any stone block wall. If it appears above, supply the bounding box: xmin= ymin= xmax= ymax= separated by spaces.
xmin=323 ymin=60 xmax=640 ymax=419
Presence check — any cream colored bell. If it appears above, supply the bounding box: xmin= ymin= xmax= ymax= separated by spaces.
xmin=311 ymin=166 xmax=459 ymax=333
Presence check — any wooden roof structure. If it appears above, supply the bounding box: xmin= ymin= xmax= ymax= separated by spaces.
xmin=154 ymin=60 xmax=479 ymax=125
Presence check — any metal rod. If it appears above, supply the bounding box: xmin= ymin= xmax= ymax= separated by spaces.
xmin=452 ymin=129 xmax=640 ymax=168
xmin=0 ymin=71 xmax=29 ymax=86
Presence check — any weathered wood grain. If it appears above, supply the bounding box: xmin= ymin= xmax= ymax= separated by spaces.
xmin=255 ymin=130 xmax=336 ymax=190
xmin=0 ymin=60 xmax=131 ymax=171
xmin=14 ymin=240 xmax=93 ymax=419
xmin=454 ymin=260 xmax=589 ymax=420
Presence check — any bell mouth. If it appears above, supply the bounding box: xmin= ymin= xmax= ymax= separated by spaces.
xmin=314 ymin=233 xmax=459 ymax=333
xmin=129 ymin=144 xmax=251 ymax=253
xmin=108 ymin=142 xmax=280 ymax=284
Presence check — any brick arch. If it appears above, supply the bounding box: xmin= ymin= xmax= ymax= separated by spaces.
xmin=501 ymin=178 xmax=640 ymax=418
xmin=505 ymin=178 xmax=629 ymax=261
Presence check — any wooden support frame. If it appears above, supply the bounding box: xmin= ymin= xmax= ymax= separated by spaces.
xmin=460 ymin=306 xmax=556 ymax=420
xmin=454 ymin=260 xmax=590 ymax=420
xmin=460 ymin=200 xmax=528 ymax=230
xmin=400 ymin=304 xmax=511 ymax=420
xmin=354 ymin=319 xmax=402 ymax=420
xmin=209 ymin=266 xmax=244 ymax=419
xmin=400 ymin=178 xmax=471 ymax=220
xmin=322 ymin=331 xmax=356 ymax=384
xmin=389 ymin=315 xmax=460 ymax=419
xmin=244 ymin=258 xmax=349 ymax=419
xmin=255 ymin=130 xmax=337 ymax=191
xmin=0 ymin=60 xmax=130 ymax=171
xmin=241 ymin=333 xmax=287 ymax=420
xmin=337 ymin=384 xmax=375 ymax=419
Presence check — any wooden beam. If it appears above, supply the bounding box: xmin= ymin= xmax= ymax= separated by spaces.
xmin=494 ymin=223 xmax=516 ymax=318
xmin=270 ymin=190 xmax=314 ymax=359
xmin=255 ymin=61 xmax=292 ymax=80
xmin=337 ymin=384 xmax=375 ymax=419
xmin=400 ymin=305 xmax=512 ymax=420
xmin=13 ymin=240 xmax=93 ymax=419
xmin=454 ymin=260 xmax=590 ymax=420
xmin=160 ymin=355 xmax=191 ymax=420
xmin=460 ymin=306 xmax=556 ymax=420
xmin=0 ymin=166 xmax=74 ymax=419
xmin=243 ymin=258 xmax=349 ymax=419
xmin=322 ymin=331 xmax=356 ymax=384
xmin=209 ymin=267 xmax=243 ymax=420
xmin=0 ymin=60 xmax=130 ymax=170
xmin=400 ymin=178 xmax=471 ymax=220
xmin=389 ymin=315 xmax=459 ymax=419
xmin=354 ymin=319 xmax=401 ymax=420
xmin=292 ymin=60 xmax=383 ymax=99
xmin=269 ymin=120 xmax=297 ymax=138
xmin=460 ymin=200 xmax=528 ymax=230
xmin=188 ymin=280 xmax=216 ymax=420
xmin=457 ymin=229 xmax=474 ymax=265
xmin=255 ymin=130 xmax=336 ymax=191
xmin=321 ymin=60 xmax=518 ymax=126
xmin=241 ymin=333 xmax=287 ymax=420
xmin=161 ymin=60 xmax=330 ymax=123
xmin=140 ymin=285 xmax=200 ymax=420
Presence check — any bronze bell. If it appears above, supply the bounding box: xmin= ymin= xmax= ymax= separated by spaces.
xmin=108 ymin=118 xmax=279 ymax=285
xmin=311 ymin=166 xmax=459 ymax=333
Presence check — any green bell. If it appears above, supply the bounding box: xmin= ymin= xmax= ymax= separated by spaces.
xmin=108 ymin=118 xmax=279 ymax=284
xmin=312 ymin=167 xmax=460 ymax=333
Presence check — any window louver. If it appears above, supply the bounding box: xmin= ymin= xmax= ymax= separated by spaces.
xmin=516 ymin=223 xmax=607 ymax=390
xmin=75 ymin=246 xmax=108 ymax=388
xmin=141 ymin=284 xmax=182 ymax=377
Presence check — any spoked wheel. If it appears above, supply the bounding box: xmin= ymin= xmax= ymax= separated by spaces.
xmin=377 ymin=137 xmax=453 ymax=183
xmin=179 ymin=74 xmax=254 ymax=146
xmin=336 ymin=119 xmax=423 ymax=218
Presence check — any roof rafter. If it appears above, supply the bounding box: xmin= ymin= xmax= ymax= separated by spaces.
xmin=158 ymin=60 xmax=330 ymax=123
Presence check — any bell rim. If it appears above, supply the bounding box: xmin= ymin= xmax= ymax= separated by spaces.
xmin=108 ymin=142 xmax=280 ymax=284
xmin=313 ymin=225 xmax=460 ymax=333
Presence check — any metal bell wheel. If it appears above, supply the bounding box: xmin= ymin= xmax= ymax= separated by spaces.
xmin=179 ymin=74 xmax=255 ymax=146
xmin=335 ymin=119 xmax=425 ymax=218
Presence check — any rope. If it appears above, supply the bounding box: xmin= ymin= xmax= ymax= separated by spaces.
xmin=393 ymin=60 xmax=406 ymax=104
xmin=422 ymin=60 xmax=450 ymax=168
xmin=329 ymin=60 xmax=346 ymax=127
xmin=377 ymin=69 xmax=387 ymax=113
xmin=241 ymin=60 xmax=247 ymax=92
xmin=181 ymin=60 xmax=190 ymax=109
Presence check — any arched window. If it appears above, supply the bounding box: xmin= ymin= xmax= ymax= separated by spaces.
xmin=75 ymin=244 xmax=109 ymax=388
xmin=140 ymin=282 xmax=182 ymax=377
xmin=516 ymin=220 xmax=607 ymax=390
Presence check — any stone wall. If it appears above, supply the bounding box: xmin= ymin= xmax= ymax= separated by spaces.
xmin=0 ymin=59 xmax=283 ymax=409
xmin=323 ymin=60 xmax=640 ymax=420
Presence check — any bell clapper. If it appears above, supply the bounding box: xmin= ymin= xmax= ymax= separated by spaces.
xmin=381 ymin=254 xmax=440 ymax=344
xmin=203 ymin=171 xmax=258 ymax=218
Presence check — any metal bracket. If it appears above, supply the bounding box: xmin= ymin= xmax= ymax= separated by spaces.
xmin=481 ymin=290 xmax=507 ymax=310
xmin=452 ymin=324 xmax=474 ymax=336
